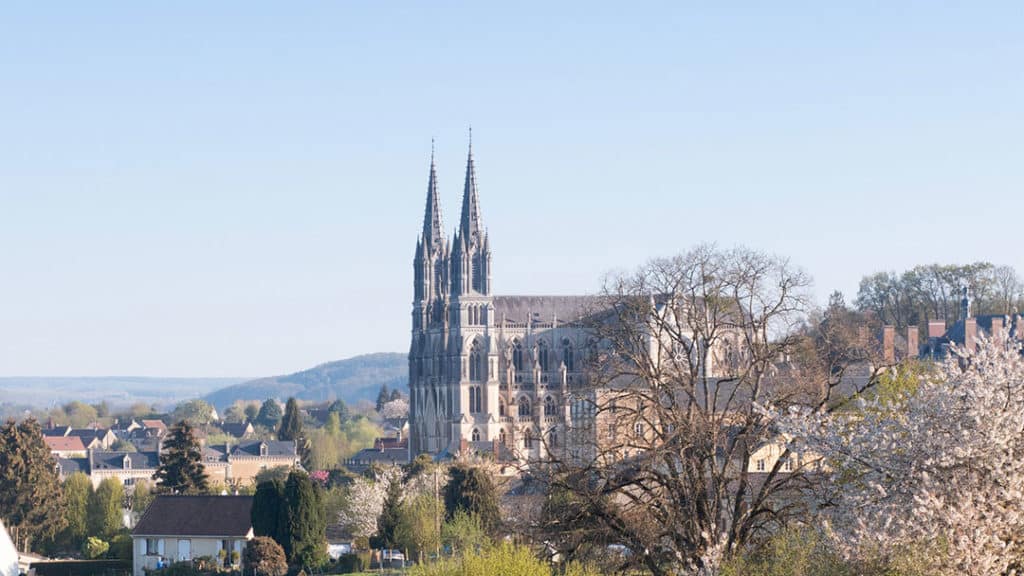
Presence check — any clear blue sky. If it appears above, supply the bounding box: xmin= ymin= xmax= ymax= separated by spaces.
xmin=1 ymin=2 xmax=1021 ymax=377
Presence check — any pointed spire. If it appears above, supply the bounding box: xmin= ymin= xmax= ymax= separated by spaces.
xmin=459 ymin=128 xmax=483 ymax=246
xmin=422 ymin=139 xmax=444 ymax=250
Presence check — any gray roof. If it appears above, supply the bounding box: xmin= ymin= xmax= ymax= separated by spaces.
xmin=57 ymin=457 xmax=88 ymax=475
xmin=132 ymin=495 xmax=253 ymax=537
xmin=90 ymin=451 xmax=159 ymax=470
xmin=218 ymin=422 xmax=254 ymax=438
xmin=492 ymin=295 xmax=606 ymax=324
xmin=205 ymin=440 xmax=297 ymax=459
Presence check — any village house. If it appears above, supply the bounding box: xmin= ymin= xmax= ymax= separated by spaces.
xmin=43 ymin=435 xmax=87 ymax=459
xmin=202 ymin=440 xmax=301 ymax=486
xmin=131 ymin=495 xmax=253 ymax=576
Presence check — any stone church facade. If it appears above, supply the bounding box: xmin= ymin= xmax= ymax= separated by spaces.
xmin=408 ymin=142 xmax=598 ymax=461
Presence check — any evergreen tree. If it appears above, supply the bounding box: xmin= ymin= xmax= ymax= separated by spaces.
xmin=244 ymin=403 xmax=260 ymax=423
xmin=0 ymin=418 xmax=67 ymax=552
xmin=444 ymin=464 xmax=501 ymax=537
xmin=251 ymin=479 xmax=286 ymax=544
xmin=87 ymin=477 xmax=124 ymax=540
xmin=375 ymin=384 xmax=390 ymax=412
xmin=277 ymin=397 xmax=303 ymax=442
xmin=57 ymin=472 xmax=91 ymax=552
xmin=327 ymin=399 xmax=349 ymax=423
xmin=256 ymin=399 xmax=283 ymax=429
xmin=154 ymin=420 xmax=209 ymax=494
xmin=284 ymin=470 xmax=327 ymax=568
xmin=389 ymin=389 xmax=403 ymax=402
xmin=373 ymin=477 xmax=403 ymax=550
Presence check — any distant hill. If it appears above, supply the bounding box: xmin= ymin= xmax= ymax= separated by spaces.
xmin=203 ymin=352 xmax=407 ymax=409
xmin=0 ymin=376 xmax=246 ymax=411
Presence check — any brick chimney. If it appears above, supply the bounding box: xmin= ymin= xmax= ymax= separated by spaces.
xmin=882 ymin=325 xmax=895 ymax=364
xmin=928 ymin=320 xmax=946 ymax=338
xmin=906 ymin=326 xmax=919 ymax=358
xmin=965 ymin=318 xmax=978 ymax=352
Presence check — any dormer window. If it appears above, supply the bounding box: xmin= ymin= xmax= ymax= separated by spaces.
xmin=123 ymin=456 xmax=131 ymax=470
xmin=259 ymin=443 xmax=268 ymax=457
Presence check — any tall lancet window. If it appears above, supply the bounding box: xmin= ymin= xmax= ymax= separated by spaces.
xmin=537 ymin=339 xmax=550 ymax=371
xmin=512 ymin=340 xmax=524 ymax=372
xmin=469 ymin=339 xmax=485 ymax=382
xmin=562 ymin=338 xmax=575 ymax=371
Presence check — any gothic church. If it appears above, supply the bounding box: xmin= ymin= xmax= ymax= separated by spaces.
xmin=409 ymin=141 xmax=596 ymax=460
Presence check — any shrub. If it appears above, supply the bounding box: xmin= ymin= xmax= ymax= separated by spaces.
xmin=82 ymin=537 xmax=109 ymax=559
xmin=244 ymin=536 xmax=288 ymax=576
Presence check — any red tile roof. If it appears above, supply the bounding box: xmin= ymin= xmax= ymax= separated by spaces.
xmin=44 ymin=436 xmax=86 ymax=452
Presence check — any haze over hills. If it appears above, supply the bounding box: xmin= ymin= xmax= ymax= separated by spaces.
xmin=203 ymin=352 xmax=407 ymax=410
xmin=0 ymin=353 xmax=408 ymax=414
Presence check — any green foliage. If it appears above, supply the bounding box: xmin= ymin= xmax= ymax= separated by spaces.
xmin=278 ymin=397 xmax=303 ymax=442
xmin=0 ymin=417 xmax=67 ymax=552
xmin=154 ymin=420 xmax=210 ymax=494
xmin=57 ymin=472 xmax=92 ymax=551
xmin=87 ymin=477 xmax=124 ymax=539
xmin=244 ymin=535 xmax=288 ymax=576
xmin=334 ymin=552 xmax=369 ymax=573
xmin=254 ymin=465 xmax=293 ymax=486
xmin=62 ymin=401 xmax=99 ymax=428
xmin=442 ymin=510 xmax=488 ymax=556
xmin=284 ymin=470 xmax=328 ymax=568
xmin=111 ymin=439 xmax=137 ymax=452
xmin=396 ymin=493 xmax=442 ymax=562
xmin=444 ymin=464 xmax=501 ymax=537
xmin=131 ymin=480 xmax=155 ymax=516
xmin=252 ymin=479 xmax=287 ymax=544
xmin=328 ymin=399 xmax=350 ymax=423
xmin=82 ymin=536 xmax=110 ymax=559
xmin=305 ymin=414 xmax=384 ymax=471
xmin=107 ymin=532 xmax=133 ymax=560
xmin=408 ymin=543 xmax=559 ymax=576
xmin=257 ymin=399 xmax=283 ymax=429
xmin=720 ymin=527 xmax=851 ymax=576
xmin=245 ymin=402 xmax=261 ymax=423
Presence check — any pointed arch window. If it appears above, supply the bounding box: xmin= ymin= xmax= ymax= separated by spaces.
xmin=469 ymin=339 xmax=485 ymax=382
xmin=471 ymin=428 xmax=480 ymax=442
xmin=548 ymin=428 xmax=558 ymax=448
xmin=544 ymin=396 xmax=556 ymax=417
xmin=537 ymin=339 xmax=550 ymax=371
xmin=523 ymin=428 xmax=533 ymax=449
xmin=468 ymin=385 xmax=483 ymax=414
xmin=562 ymin=338 xmax=575 ymax=371
xmin=512 ymin=340 xmax=524 ymax=372
xmin=499 ymin=428 xmax=507 ymax=446
xmin=499 ymin=398 xmax=506 ymax=417
xmin=518 ymin=397 xmax=531 ymax=417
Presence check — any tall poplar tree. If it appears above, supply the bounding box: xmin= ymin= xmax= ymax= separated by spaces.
xmin=154 ymin=420 xmax=209 ymax=494
xmin=87 ymin=477 xmax=124 ymax=540
xmin=0 ymin=418 xmax=66 ymax=552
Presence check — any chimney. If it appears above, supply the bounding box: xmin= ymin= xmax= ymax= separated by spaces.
xmin=992 ymin=317 xmax=1005 ymax=345
xmin=882 ymin=325 xmax=895 ymax=364
xmin=928 ymin=320 xmax=946 ymax=338
xmin=965 ymin=318 xmax=978 ymax=352
xmin=906 ymin=326 xmax=919 ymax=359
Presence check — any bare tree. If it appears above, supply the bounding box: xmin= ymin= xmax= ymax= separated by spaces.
xmin=536 ymin=245 xmax=882 ymax=575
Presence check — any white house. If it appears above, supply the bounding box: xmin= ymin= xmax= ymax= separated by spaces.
xmin=0 ymin=520 xmax=17 ymax=576
xmin=130 ymin=495 xmax=253 ymax=576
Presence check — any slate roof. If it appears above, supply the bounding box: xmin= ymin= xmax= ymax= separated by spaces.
xmin=943 ymin=314 xmax=1022 ymax=346
xmin=492 ymin=295 xmax=606 ymax=324
xmin=348 ymin=447 xmax=410 ymax=466
xmin=57 ymin=457 xmax=88 ymax=475
xmin=42 ymin=426 xmax=72 ymax=437
xmin=44 ymin=436 xmax=86 ymax=452
xmin=230 ymin=440 xmax=296 ymax=458
xmin=132 ymin=495 xmax=254 ymax=537
xmin=219 ymin=422 xmax=254 ymax=438
xmin=89 ymin=451 xmax=159 ymax=470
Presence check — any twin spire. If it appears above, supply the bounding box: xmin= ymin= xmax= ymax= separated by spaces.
xmin=420 ymin=134 xmax=484 ymax=252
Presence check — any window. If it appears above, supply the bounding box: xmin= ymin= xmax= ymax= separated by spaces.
xmin=562 ymin=339 xmax=574 ymax=371
xmin=784 ymin=458 xmax=793 ymax=471
xmin=524 ymin=429 xmax=533 ymax=449
xmin=544 ymin=396 xmax=556 ymax=416
xmin=471 ymin=428 xmax=480 ymax=442
xmin=756 ymin=459 xmax=766 ymax=472
xmin=146 ymin=538 xmax=160 ymax=556
xmin=548 ymin=428 xmax=558 ymax=448
xmin=499 ymin=428 xmax=507 ymax=446
xmin=537 ymin=339 xmax=550 ymax=371
xmin=512 ymin=340 xmax=524 ymax=372
xmin=469 ymin=339 xmax=485 ymax=382
xmin=633 ymin=422 xmax=644 ymax=437
xmin=499 ymin=399 xmax=506 ymax=417
xmin=468 ymin=386 xmax=483 ymax=414
xmin=518 ymin=398 xmax=531 ymax=417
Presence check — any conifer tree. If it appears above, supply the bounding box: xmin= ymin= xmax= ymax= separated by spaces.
xmin=251 ymin=479 xmax=286 ymax=544
xmin=154 ymin=420 xmax=209 ymax=494
xmin=375 ymin=384 xmax=390 ymax=412
xmin=373 ymin=477 xmax=403 ymax=550
xmin=277 ymin=397 xmax=303 ymax=442
xmin=283 ymin=470 xmax=326 ymax=567
xmin=444 ymin=464 xmax=501 ymax=537
xmin=0 ymin=418 xmax=67 ymax=552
